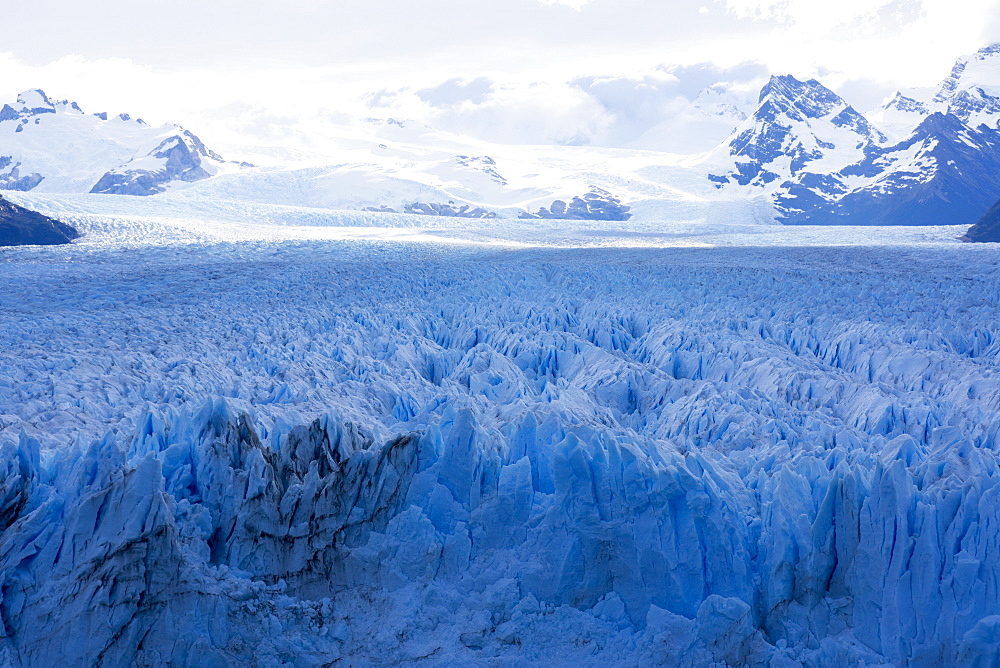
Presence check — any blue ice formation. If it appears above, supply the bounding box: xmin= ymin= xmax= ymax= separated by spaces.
xmin=2 ymin=241 xmax=1000 ymax=665
xmin=1 ymin=392 xmax=999 ymax=665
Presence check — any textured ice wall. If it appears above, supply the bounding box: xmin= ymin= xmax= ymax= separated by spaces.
xmin=3 ymin=399 xmax=999 ymax=666
xmin=2 ymin=241 xmax=1000 ymax=665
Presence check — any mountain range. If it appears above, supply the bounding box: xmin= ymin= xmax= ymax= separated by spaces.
xmin=7 ymin=44 xmax=1000 ymax=230
xmin=0 ymin=89 xmax=242 ymax=197
xmin=710 ymin=44 xmax=1000 ymax=228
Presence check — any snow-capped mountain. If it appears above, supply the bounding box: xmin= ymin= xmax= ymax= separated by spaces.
xmin=0 ymin=89 xmax=238 ymax=196
xmin=177 ymin=114 xmax=720 ymax=222
xmin=692 ymin=84 xmax=754 ymax=127
xmin=12 ymin=43 xmax=1000 ymax=230
xmin=708 ymin=75 xmax=885 ymax=189
xmin=783 ymin=111 xmax=1000 ymax=226
xmin=0 ymin=86 xmax=740 ymax=223
xmin=709 ymin=46 xmax=1000 ymax=227
xmin=930 ymin=43 xmax=1000 ymax=125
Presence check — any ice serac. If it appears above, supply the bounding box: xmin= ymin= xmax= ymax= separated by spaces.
xmin=3 ymin=238 xmax=1000 ymax=663
xmin=2 ymin=384 xmax=1000 ymax=665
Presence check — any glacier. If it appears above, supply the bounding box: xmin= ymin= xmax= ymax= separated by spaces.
xmin=1 ymin=204 xmax=1000 ymax=665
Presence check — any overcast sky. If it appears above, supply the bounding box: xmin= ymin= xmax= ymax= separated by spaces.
xmin=2 ymin=0 xmax=999 ymax=152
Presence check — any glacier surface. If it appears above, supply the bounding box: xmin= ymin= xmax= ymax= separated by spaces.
xmin=1 ymin=204 xmax=999 ymax=665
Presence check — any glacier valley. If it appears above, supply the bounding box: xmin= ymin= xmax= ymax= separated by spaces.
xmin=1 ymin=202 xmax=999 ymax=666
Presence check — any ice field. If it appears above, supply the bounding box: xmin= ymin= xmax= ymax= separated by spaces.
xmin=1 ymin=198 xmax=1000 ymax=665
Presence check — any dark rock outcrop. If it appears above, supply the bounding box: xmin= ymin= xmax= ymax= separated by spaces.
xmin=963 ymin=197 xmax=1000 ymax=241
xmin=520 ymin=188 xmax=632 ymax=221
xmin=0 ymin=195 xmax=79 ymax=246
xmin=365 ymin=202 xmax=500 ymax=218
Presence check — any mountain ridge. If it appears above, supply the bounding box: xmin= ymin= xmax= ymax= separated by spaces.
xmin=0 ymin=88 xmax=241 ymax=197
xmin=709 ymin=44 xmax=1000 ymax=228
xmin=7 ymin=44 xmax=1000 ymax=229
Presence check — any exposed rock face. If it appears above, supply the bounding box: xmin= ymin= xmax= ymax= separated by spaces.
xmin=403 ymin=202 xmax=499 ymax=218
xmin=0 ymin=196 xmax=79 ymax=246
xmin=364 ymin=202 xmax=500 ymax=218
xmin=962 ymin=197 xmax=1000 ymax=241
xmin=456 ymin=155 xmax=507 ymax=186
xmin=90 ymin=131 xmax=223 ymax=196
xmin=0 ymin=165 xmax=44 ymax=192
xmin=711 ymin=70 xmax=1000 ymax=226
xmin=520 ymin=189 xmax=632 ymax=221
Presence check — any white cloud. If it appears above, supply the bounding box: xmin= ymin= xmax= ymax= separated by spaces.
xmin=0 ymin=0 xmax=998 ymax=152
xmin=536 ymin=0 xmax=592 ymax=9
xmin=723 ymin=0 xmax=916 ymax=26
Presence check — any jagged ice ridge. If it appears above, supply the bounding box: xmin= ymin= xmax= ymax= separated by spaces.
xmin=2 ymin=238 xmax=1000 ymax=665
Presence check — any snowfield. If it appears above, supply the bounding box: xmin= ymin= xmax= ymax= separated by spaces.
xmin=1 ymin=198 xmax=999 ymax=666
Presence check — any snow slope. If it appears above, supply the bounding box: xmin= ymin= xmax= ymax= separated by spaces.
xmin=868 ymin=43 xmax=1000 ymax=138
xmin=180 ymin=117 xmax=723 ymax=223
xmin=0 ymin=87 xmax=763 ymax=225
xmin=0 ymin=200 xmax=998 ymax=665
xmin=0 ymin=89 xmax=237 ymax=196
xmin=11 ymin=42 xmax=1000 ymax=230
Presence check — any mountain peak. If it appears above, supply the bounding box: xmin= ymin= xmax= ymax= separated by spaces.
xmin=753 ymin=75 xmax=876 ymax=132
xmin=910 ymin=110 xmax=978 ymax=139
xmin=16 ymin=89 xmax=54 ymax=114
xmin=884 ymin=91 xmax=928 ymax=114
xmin=934 ymin=43 xmax=1000 ymax=104
xmin=759 ymin=74 xmax=832 ymax=105
xmin=750 ymin=74 xmax=884 ymax=138
xmin=712 ymin=74 xmax=886 ymax=189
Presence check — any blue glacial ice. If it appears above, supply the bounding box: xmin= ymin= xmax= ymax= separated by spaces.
xmin=1 ymin=239 xmax=1000 ymax=665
